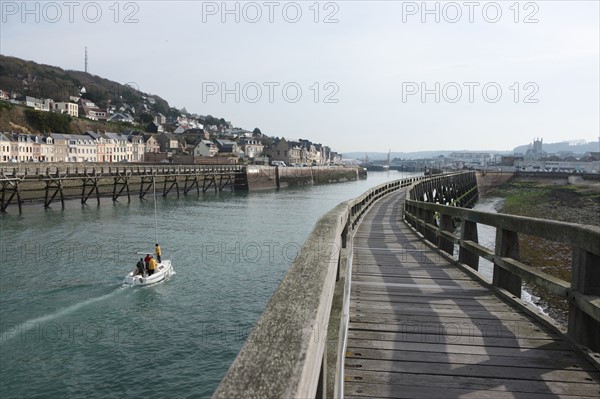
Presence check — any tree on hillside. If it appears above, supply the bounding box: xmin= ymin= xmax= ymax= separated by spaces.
xmin=139 ymin=112 xmax=154 ymax=124
xmin=24 ymin=109 xmax=72 ymax=133
xmin=253 ymin=128 xmax=262 ymax=135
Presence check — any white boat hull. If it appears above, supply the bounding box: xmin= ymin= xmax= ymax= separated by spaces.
xmin=123 ymin=260 xmax=174 ymax=286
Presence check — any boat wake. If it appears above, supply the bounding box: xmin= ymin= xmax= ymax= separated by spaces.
xmin=1 ymin=286 xmax=127 ymax=344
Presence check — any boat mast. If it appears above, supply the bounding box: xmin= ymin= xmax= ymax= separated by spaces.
xmin=153 ymin=175 xmax=158 ymax=244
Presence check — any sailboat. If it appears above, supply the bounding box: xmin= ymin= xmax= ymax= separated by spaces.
xmin=123 ymin=176 xmax=174 ymax=286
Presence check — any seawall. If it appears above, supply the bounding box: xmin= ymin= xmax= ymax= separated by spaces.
xmin=245 ymin=165 xmax=364 ymax=190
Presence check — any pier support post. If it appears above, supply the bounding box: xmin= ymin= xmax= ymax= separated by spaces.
xmin=44 ymin=173 xmax=65 ymax=209
xmin=459 ymin=220 xmax=479 ymax=271
xmin=0 ymin=178 xmax=22 ymax=214
xmin=568 ymin=248 xmax=600 ymax=351
xmin=163 ymin=174 xmax=179 ymax=197
xmin=493 ymin=229 xmax=522 ymax=297
xmin=112 ymin=172 xmax=131 ymax=202
xmin=81 ymin=171 xmax=101 ymax=205
xmin=140 ymin=175 xmax=154 ymax=199
xmin=437 ymin=213 xmax=454 ymax=255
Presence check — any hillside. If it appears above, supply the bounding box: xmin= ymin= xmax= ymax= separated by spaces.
xmin=0 ymin=55 xmax=234 ymax=135
xmin=0 ymin=101 xmax=146 ymax=134
xmin=513 ymin=140 xmax=600 ymax=155
xmin=0 ymin=54 xmax=173 ymax=116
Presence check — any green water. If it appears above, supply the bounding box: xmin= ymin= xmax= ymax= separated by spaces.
xmin=0 ymin=171 xmax=415 ymax=398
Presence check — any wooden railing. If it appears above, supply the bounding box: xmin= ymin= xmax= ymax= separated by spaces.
xmin=213 ymin=175 xmax=427 ymax=398
xmin=213 ymin=171 xmax=599 ymax=398
xmin=0 ymin=163 xmax=244 ymax=178
xmin=404 ymin=183 xmax=600 ymax=353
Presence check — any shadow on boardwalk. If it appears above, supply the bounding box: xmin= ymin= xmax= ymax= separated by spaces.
xmin=345 ymin=190 xmax=600 ymax=398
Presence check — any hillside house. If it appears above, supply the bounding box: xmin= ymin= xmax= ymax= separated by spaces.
xmin=79 ymin=99 xmax=108 ymax=120
xmin=215 ymin=139 xmax=240 ymax=155
xmin=194 ymin=140 xmax=219 ymax=157
xmin=238 ymin=137 xmax=264 ymax=160
xmin=51 ymin=102 xmax=79 ymax=117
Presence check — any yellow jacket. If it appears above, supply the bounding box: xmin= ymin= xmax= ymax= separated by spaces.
xmin=155 ymin=245 xmax=161 ymax=256
xmin=148 ymin=258 xmax=158 ymax=270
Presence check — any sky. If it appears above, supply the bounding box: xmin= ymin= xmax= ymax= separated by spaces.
xmin=1 ymin=0 xmax=599 ymax=153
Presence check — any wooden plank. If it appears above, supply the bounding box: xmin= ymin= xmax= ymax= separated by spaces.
xmin=345 ymin=347 xmax=597 ymax=371
xmin=344 ymin=377 xmax=598 ymax=399
xmin=351 ymin=275 xmax=482 ymax=288
xmin=345 ymin=358 xmax=599 ymax=384
xmin=350 ymin=306 xmax=532 ymax=322
xmin=348 ymin=322 xmax=565 ymax=350
xmin=351 ymin=289 xmax=501 ymax=303
xmin=352 ymin=267 xmax=474 ymax=280
xmin=348 ymin=320 xmax=556 ymax=340
xmin=346 ymin=338 xmax=579 ymax=359
xmin=350 ymin=298 xmax=520 ymax=313
xmin=352 ymin=284 xmax=490 ymax=293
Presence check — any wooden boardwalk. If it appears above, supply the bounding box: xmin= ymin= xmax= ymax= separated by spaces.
xmin=345 ymin=190 xmax=600 ymax=399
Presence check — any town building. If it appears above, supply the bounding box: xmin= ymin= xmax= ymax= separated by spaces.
xmin=78 ymin=99 xmax=108 ymax=120
xmin=0 ymin=132 xmax=13 ymax=162
xmin=50 ymin=133 xmax=98 ymax=162
xmin=194 ymin=140 xmax=219 ymax=157
xmin=238 ymin=137 xmax=264 ymax=160
xmin=51 ymin=102 xmax=79 ymax=117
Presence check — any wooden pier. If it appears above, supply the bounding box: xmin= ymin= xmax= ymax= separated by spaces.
xmin=345 ymin=190 xmax=600 ymax=398
xmin=211 ymin=172 xmax=599 ymax=398
xmin=0 ymin=164 xmax=244 ymax=213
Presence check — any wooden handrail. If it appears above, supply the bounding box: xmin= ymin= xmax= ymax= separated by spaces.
xmin=405 ymin=199 xmax=600 ymax=254
xmin=404 ymin=175 xmax=600 ymax=352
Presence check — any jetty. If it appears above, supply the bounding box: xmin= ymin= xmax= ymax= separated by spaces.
xmin=213 ymin=171 xmax=600 ymax=398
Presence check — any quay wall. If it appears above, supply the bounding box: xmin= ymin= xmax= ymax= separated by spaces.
xmin=245 ymin=165 xmax=363 ymax=190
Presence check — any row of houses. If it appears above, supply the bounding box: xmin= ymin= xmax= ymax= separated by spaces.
xmin=515 ymin=154 xmax=600 ymax=173
xmin=0 ymin=132 xmax=152 ymax=163
xmin=0 ymin=131 xmax=342 ymax=165
xmin=269 ymin=138 xmax=339 ymax=166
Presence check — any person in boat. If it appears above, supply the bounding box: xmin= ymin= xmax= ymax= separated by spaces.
xmin=155 ymin=243 xmax=162 ymax=263
xmin=144 ymin=253 xmax=151 ymax=269
xmin=133 ymin=258 xmax=145 ymax=276
xmin=148 ymin=256 xmax=158 ymax=276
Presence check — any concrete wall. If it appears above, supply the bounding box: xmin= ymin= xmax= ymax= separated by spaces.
xmin=245 ymin=165 xmax=361 ymax=190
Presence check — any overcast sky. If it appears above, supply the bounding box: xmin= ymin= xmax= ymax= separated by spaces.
xmin=1 ymin=1 xmax=599 ymax=153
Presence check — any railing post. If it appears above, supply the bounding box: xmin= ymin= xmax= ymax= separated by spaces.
xmin=437 ymin=213 xmax=453 ymax=255
xmin=422 ymin=209 xmax=436 ymax=243
xmin=459 ymin=220 xmax=479 ymax=271
xmin=493 ymin=229 xmax=522 ymax=297
xmin=568 ymin=247 xmax=600 ymax=351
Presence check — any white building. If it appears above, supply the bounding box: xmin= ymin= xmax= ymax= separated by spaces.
xmin=449 ymin=152 xmax=499 ymax=167
xmin=52 ymin=102 xmax=79 ymax=117
xmin=0 ymin=133 xmax=13 ymax=162
xmin=49 ymin=134 xmax=98 ymax=162
xmin=516 ymin=159 xmax=600 ymax=173
xmin=104 ymin=132 xmax=133 ymax=162
xmin=40 ymin=136 xmax=55 ymax=162
xmin=194 ymin=140 xmax=219 ymax=157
